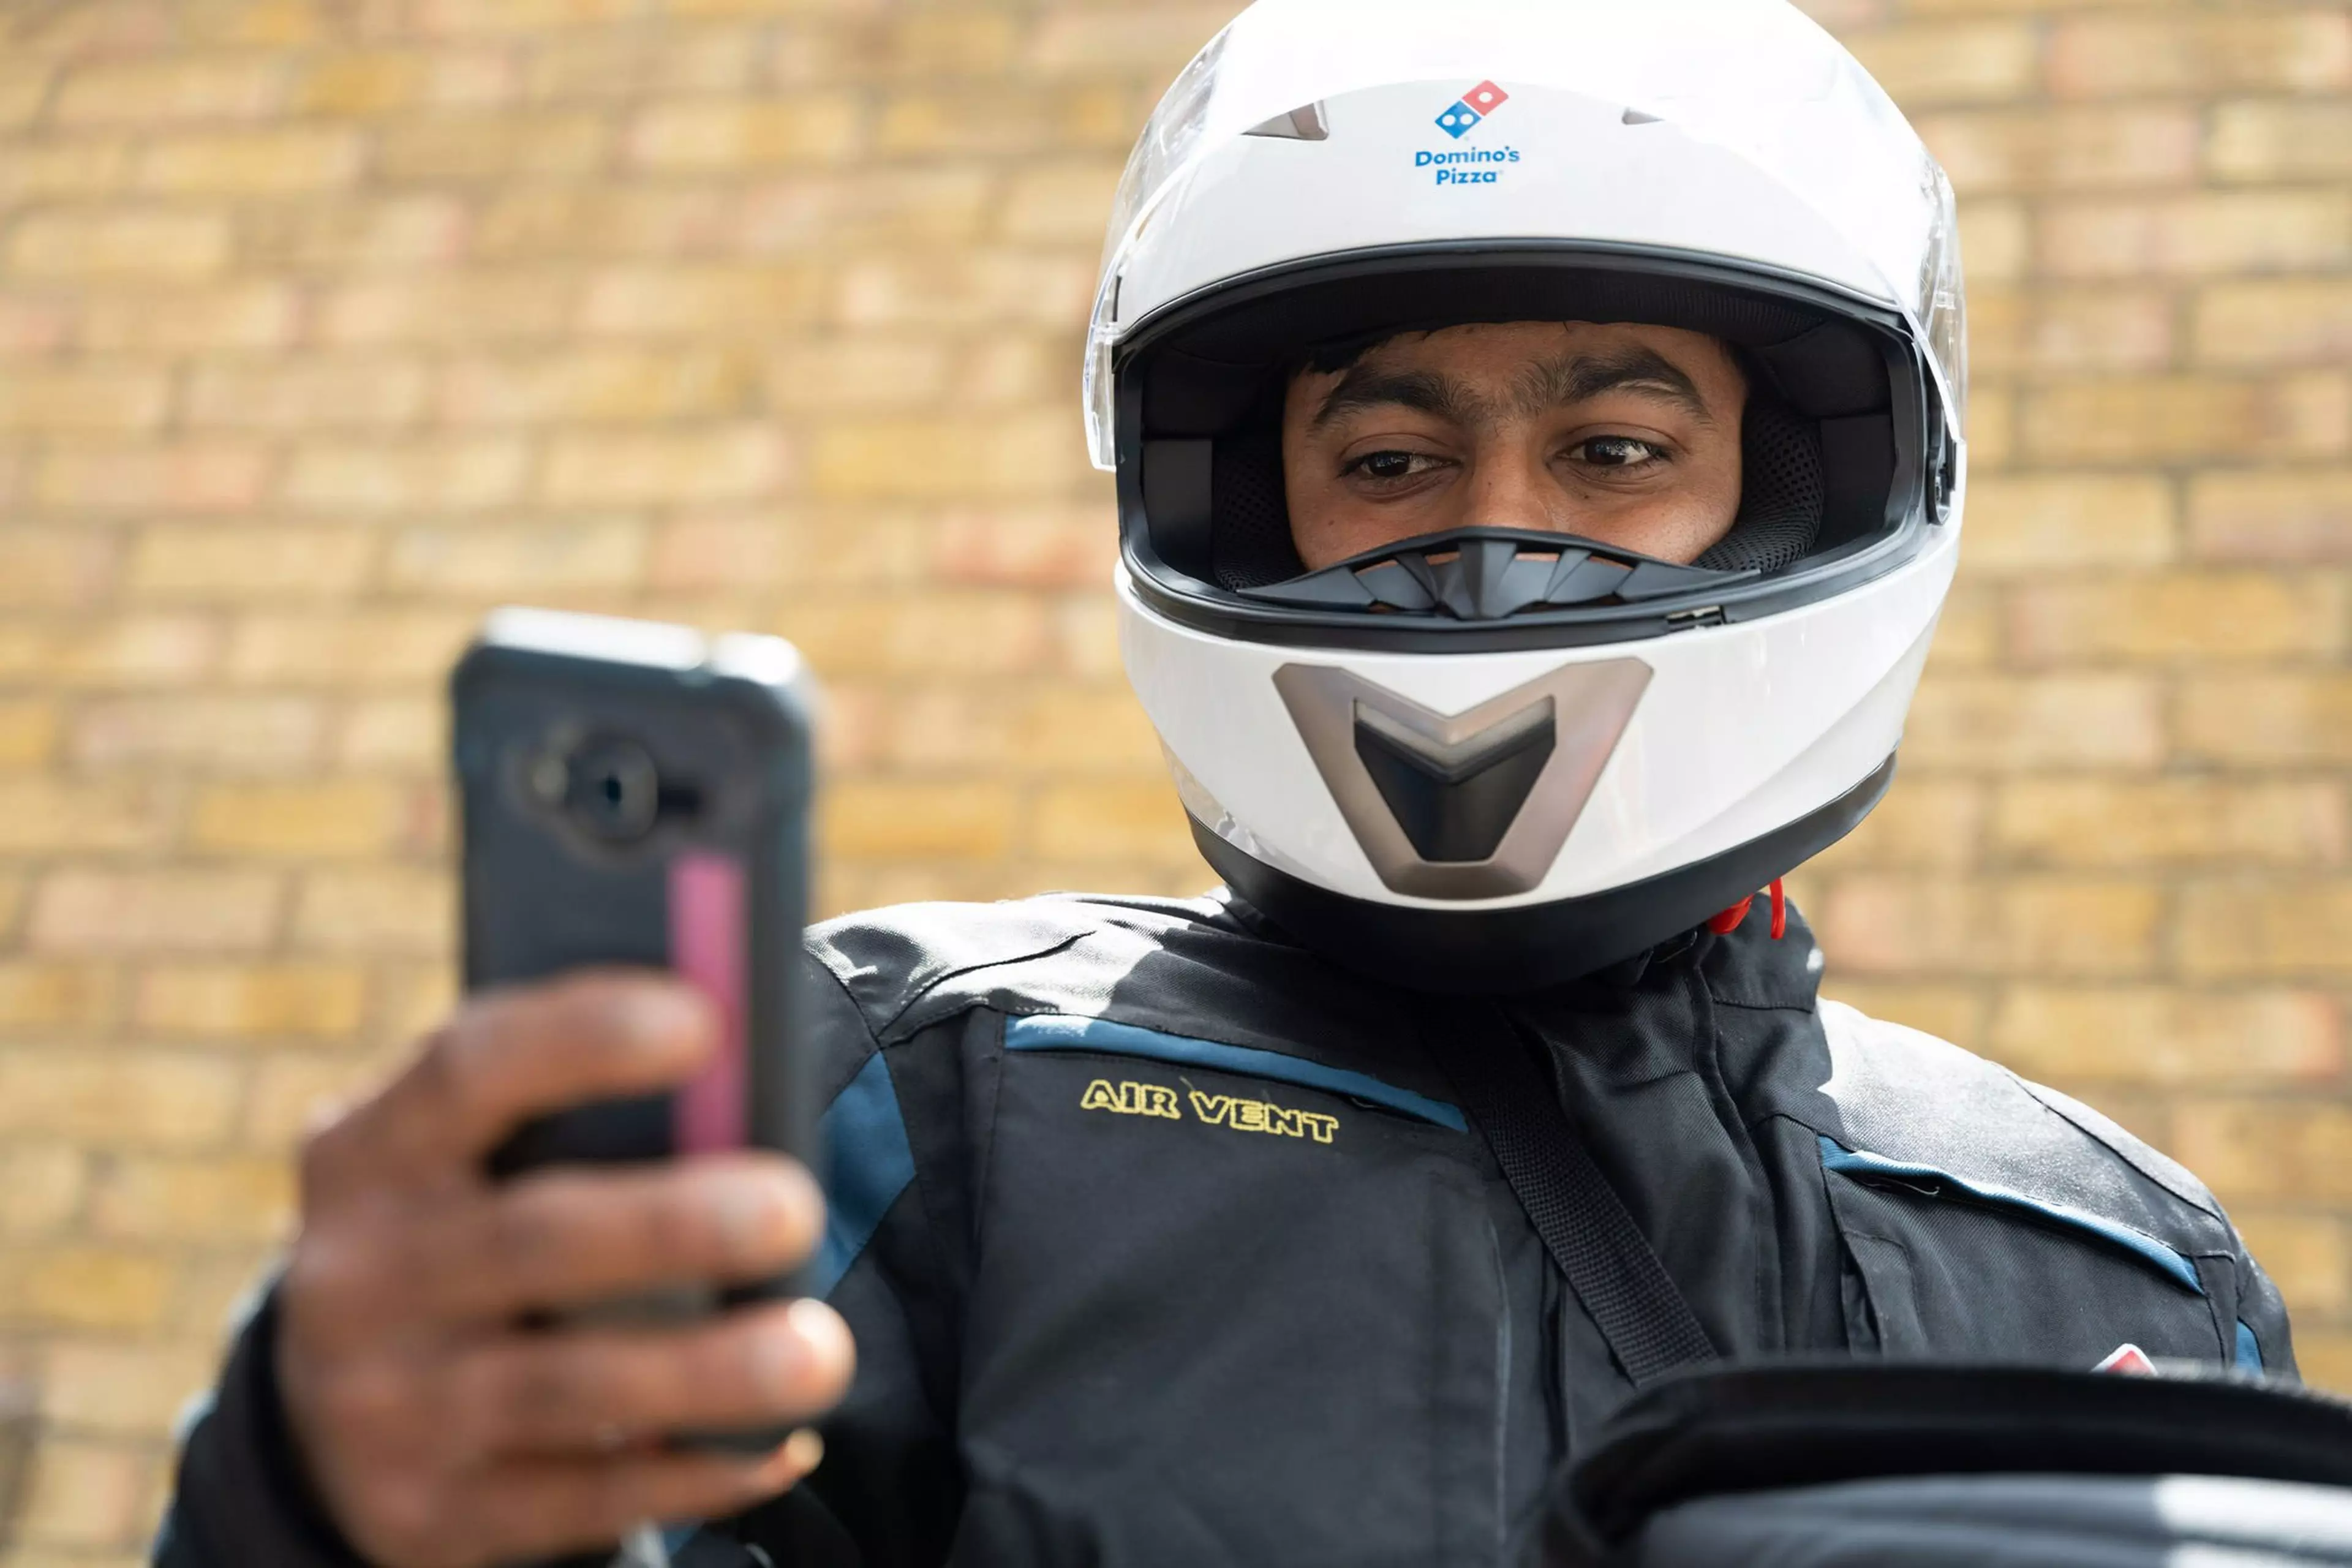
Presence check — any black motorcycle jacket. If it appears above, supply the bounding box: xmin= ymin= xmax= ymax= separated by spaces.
xmin=156 ymin=891 xmax=2293 ymax=1567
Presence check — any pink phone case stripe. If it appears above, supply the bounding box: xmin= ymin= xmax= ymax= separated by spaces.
xmin=669 ymin=851 xmax=748 ymax=1155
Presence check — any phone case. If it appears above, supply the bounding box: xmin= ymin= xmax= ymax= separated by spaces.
xmin=450 ymin=608 xmax=818 ymax=1209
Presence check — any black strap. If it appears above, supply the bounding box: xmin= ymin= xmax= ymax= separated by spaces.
xmin=1411 ymin=995 xmax=1717 ymax=1387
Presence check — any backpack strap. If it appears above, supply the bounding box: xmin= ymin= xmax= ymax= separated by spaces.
xmin=1411 ymin=995 xmax=1717 ymax=1386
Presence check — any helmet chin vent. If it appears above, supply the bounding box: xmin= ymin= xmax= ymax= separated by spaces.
xmin=1238 ymin=529 xmax=1755 ymax=622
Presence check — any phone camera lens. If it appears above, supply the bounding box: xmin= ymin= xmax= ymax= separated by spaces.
xmin=564 ymin=737 xmax=661 ymax=843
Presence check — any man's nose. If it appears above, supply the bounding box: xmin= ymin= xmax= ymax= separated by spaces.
xmin=1463 ymin=445 xmax=1562 ymax=533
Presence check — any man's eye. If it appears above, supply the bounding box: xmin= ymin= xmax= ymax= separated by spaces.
xmin=1574 ymin=436 xmax=1666 ymax=469
xmin=1346 ymin=450 xmax=1446 ymax=482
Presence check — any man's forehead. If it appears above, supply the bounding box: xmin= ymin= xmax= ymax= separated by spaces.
xmin=1332 ymin=319 xmax=1721 ymax=372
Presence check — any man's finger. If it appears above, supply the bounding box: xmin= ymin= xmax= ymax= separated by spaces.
xmin=449 ymin=1298 xmax=855 ymax=1456
xmin=314 ymin=972 xmax=715 ymax=1199
xmin=450 ymin=1435 xmax=823 ymax=1567
xmin=402 ymin=1155 xmax=826 ymax=1322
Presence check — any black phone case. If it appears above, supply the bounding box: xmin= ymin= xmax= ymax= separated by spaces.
xmin=450 ymin=617 xmax=816 ymax=1284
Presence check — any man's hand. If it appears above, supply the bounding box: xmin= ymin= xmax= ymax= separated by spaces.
xmin=276 ymin=972 xmax=854 ymax=1568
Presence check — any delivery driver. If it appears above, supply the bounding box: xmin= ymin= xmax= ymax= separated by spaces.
xmin=157 ymin=1 xmax=2294 ymax=1563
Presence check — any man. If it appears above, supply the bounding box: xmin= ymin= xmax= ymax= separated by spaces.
xmin=157 ymin=2 xmax=2293 ymax=1566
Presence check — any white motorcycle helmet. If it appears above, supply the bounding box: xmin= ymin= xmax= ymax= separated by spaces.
xmin=1096 ymin=0 xmax=1967 ymax=992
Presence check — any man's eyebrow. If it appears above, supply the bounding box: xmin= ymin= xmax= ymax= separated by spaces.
xmin=1520 ymin=348 xmax=1715 ymax=424
xmin=1311 ymin=367 xmax=1489 ymax=431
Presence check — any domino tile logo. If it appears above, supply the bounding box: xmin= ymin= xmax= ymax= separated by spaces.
xmin=1435 ymin=80 xmax=1511 ymax=139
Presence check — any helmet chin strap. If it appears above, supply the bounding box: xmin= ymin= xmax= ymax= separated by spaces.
xmin=1707 ymin=877 xmax=1788 ymax=941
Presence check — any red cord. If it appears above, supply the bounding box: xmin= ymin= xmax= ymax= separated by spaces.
xmin=1709 ymin=881 xmax=1790 ymax=940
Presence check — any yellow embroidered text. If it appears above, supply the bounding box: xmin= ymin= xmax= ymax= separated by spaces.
xmin=1188 ymin=1088 xmax=1340 ymax=1145
xmin=1080 ymin=1079 xmax=1182 ymax=1120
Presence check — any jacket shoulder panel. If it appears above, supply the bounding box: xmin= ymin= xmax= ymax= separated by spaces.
xmin=1808 ymin=1000 xmax=2233 ymax=1257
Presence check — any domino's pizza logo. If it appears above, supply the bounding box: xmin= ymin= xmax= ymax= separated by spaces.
xmin=1435 ymin=80 xmax=1510 ymax=138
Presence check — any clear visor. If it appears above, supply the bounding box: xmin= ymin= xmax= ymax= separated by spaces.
xmin=1085 ymin=0 xmax=1966 ymax=468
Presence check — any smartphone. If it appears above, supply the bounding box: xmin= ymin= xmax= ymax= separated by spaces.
xmin=451 ymin=607 xmax=819 ymax=1305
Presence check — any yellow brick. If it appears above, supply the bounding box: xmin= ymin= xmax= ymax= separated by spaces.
xmin=2188 ymin=469 xmax=2352 ymax=563
xmin=2048 ymin=12 xmax=2352 ymax=96
xmin=1923 ymin=584 xmax=2000 ymax=673
xmin=51 ymin=55 xmax=284 ymax=124
xmin=0 ymin=616 xmax=224 ymax=691
xmin=2233 ymin=1213 xmax=2351 ymax=1321
xmin=0 ymin=780 xmax=163 ymax=854
xmin=1000 ymin=162 xmax=1125 ymax=244
xmin=2019 ymin=374 xmax=2350 ymax=464
xmin=128 ymin=524 xmax=374 ymax=602
xmin=2173 ymin=1100 xmax=2352 ymax=1205
xmin=222 ymin=611 xmax=475 ymax=687
xmin=0 ymin=1047 xmax=241 ymax=1150
xmin=579 ymin=265 xmax=823 ymax=336
xmin=318 ymin=270 xmax=575 ymax=346
xmin=6 ymin=1250 xmax=174 ymax=1336
xmin=837 ymin=252 xmax=1095 ymax=330
xmin=778 ymin=595 xmax=1050 ymax=677
xmin=289 ymin=50 xmax=491 ymax=118
xmin=1964 ymin=384 xmax=2014 ymax=472
xmin=380 ymin=111 xmax=612 ymax=183
xmin=1993 ymin=778 xmax=2345 ymax=869
xmin=1904 ymin=675 xmax=2164 ymax=771
xmin=79 ymin=284 xmax=300 ymax=353
xmin=31 ymin=440 xmax=270 ymax=514
xmin=1846 ymin=21 xmax=2040 ymax=105
xmin=0 ymin=699 xmax=60 ymax=768
xmin=0 ymin=963 xmax=114 ymax=1030
xmin=91 ymin=1154 xmax=294 ymax=1245
xmin=0 ymin=367 xmax=168 ymax=434
xmin=1026 ymin=7 xmax=1231 ymax=74
xmin=628 ymin=96 xmax=863 ymax=169
xmin=737 ymin=167 xmax=995 ymax=249
xmin=1807 ymin=778 xmax=1986 ymax=872
xmin=40 ymin=1341 xmax=216 ymax=1437
xmin=526 ymin=25 xmax=763 ymax=100
xmin=1989 ymin=987 xmax=2340 ymax=1087
xmin=874 ymin=83 xmax=1136 ymax=157
xmin=0 ymin=62 xmax=53 ymax=129
xmin=406 ymin=0 xmax=641 ymax=34
xmin=5 ymin=211 xmax=231 ymax=279
xmin=188 ymin=780 xmax=407 ymax=858
xmin=472 ymin=184 xmax=732 ymax=259
xmin=1916 ymin=106 xmax=2197 ymax=194
xmin=1052 ymin=597 xmax=1124 ymax=679
xmin=1012 ymin=688 xmax=1166 ymax=777
xmin=541 ymin=424 xmax=791 ymax=505
xmin=2007 ymin=571 xmax=2347 ymax=664
xmin=0 ymin=1145 xmax=89 ymax=1237
xmin=13 ymin=1434 xmax=152 ymax=1548
xmin=1969 ymin=287 xmax=2172 ymax=377
xmin=2038 ymin=191 xmax=2351 ymax=278
xmin=245 ymin=194 xmax=469 ymax=271
xmin=334 ymin=695 xmax=443 ymax=770
xmin=281 ymin=438 xmax=530 ymax=512
xmin=932 ymin=504 xmax=1112 ymax=588
xmin=0 ymin=137 xmax=133 ymax=203
xmin=2178 ymin=881 xmax=2352 ymax=980
xmin=385 ymin=519 xmax=647 ymax=594
xmin=2195 ymin=279 xmax=2352 ymax=371
xmin=2209 ymin=101 xmax=2352 ymax=182
xmin=184 ymin=358 xmax=427 ymax=431
xmin=1815 ymin=875 xmax=2163 ymax=978
xmin=766 ymin=339 xmax=951 ymax=412
xmin=0 ymin=529 xmax=119 ymax=610
xmin=29 ymin=870 xmax=281 ymax=956
xmin=813 ymin=412 xmax=1082 ymax=502
xmin=292 ymin=867 xmax=453 ymax=956
xmin=821 ymin=780 xmax=1018 ymax=862
xmin=180 ymin=0 xmax=336 ymax=47
xmin=1027 ymin=780 xmax=1194 ymax=866
xmin=243 ymin=1049 xmax=401 ymax=1148
xmin=1961 ymin=474 xmax=2176 ymax=575
xmin=1812 ymin=982 xmax=1989 ymax=1052
xmin=434 ymin=349 xmax=753 ymax=424
xmin=1956 ymin=199 xmax=2028 ymax=285
xmin=134 ymin=126 xmax=361 ymax=194
xmin=70 ymin=695 xmax=322 ymax=774
xmin=134 ymin=962 xmax=366 ymax=1038
xmin=2177 ymin=674 xmax=2352 ymax=765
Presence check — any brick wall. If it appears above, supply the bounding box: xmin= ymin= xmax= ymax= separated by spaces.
xmin=0 ymin=0 xmax=2343 ymax=1560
